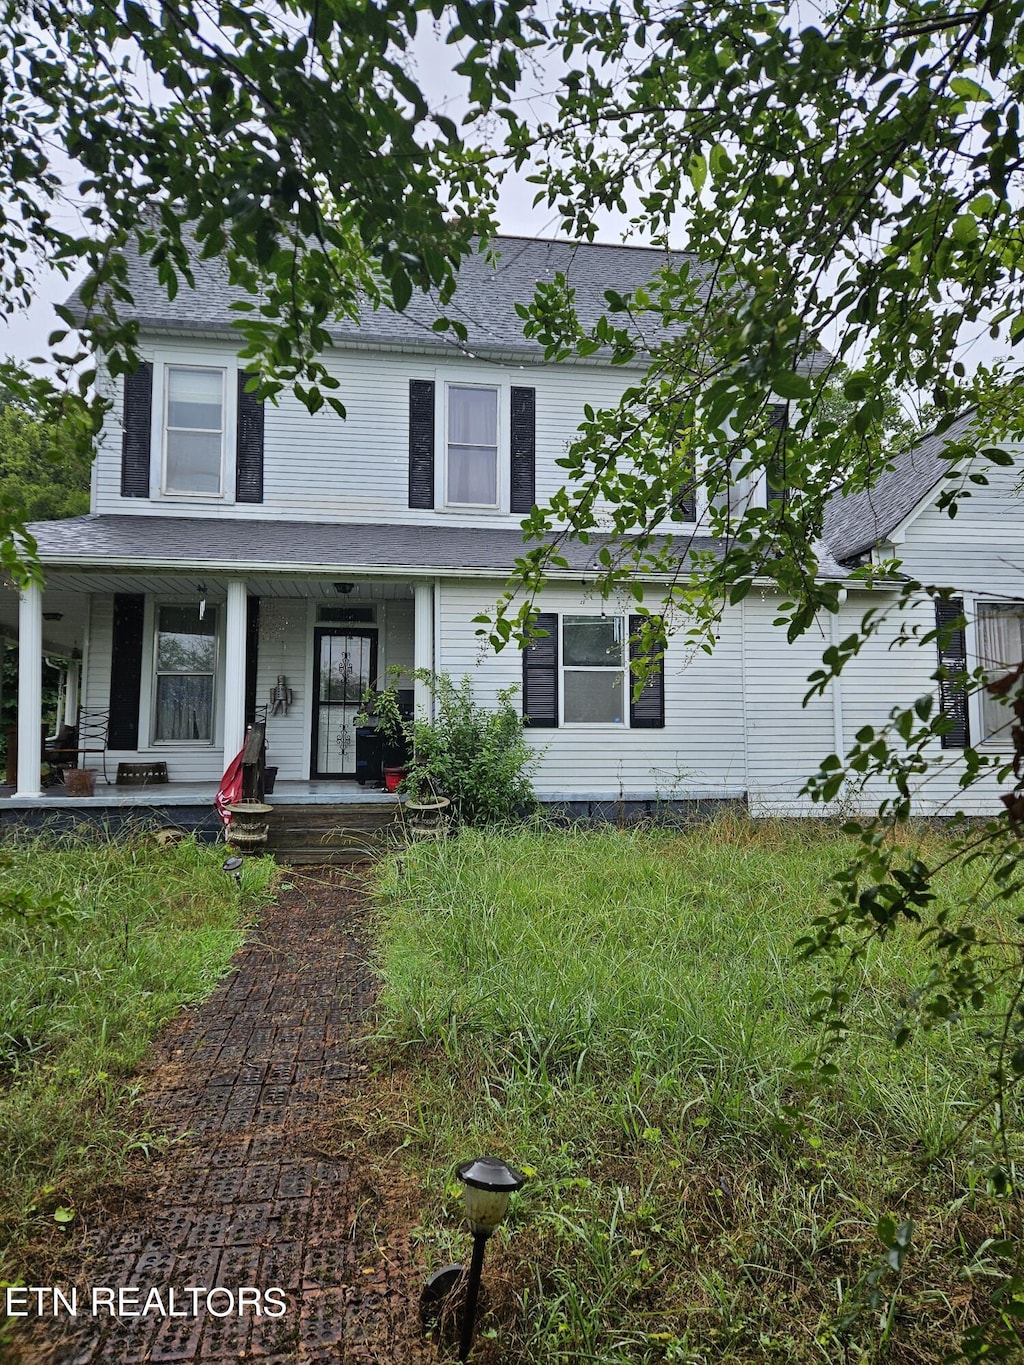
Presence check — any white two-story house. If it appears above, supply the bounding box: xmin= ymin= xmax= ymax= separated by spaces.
xmin=2 ymin=237 xmax=1023 ymax=823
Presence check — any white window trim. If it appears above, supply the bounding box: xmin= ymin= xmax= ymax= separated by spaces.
xmin=968 ymin=597 xmax=1024 ymax=751
xmin=141 ymin=597 xmax=224 ymax=749
xmin=150 ymin=352 xmax=238 ymax=502
xmin=435 ymin=371 xmax=511 ymax=514
xmin=560 ymin=613 xmax=628 ymax=728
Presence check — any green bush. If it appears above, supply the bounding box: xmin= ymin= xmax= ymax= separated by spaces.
xmin=361 ymin=670 xmax=538 ymax=825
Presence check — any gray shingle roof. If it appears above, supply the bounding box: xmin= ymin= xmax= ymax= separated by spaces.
xmin=823 ymin=409 xmax=980 ymax=562
xmin=71 ymin=231 xmax=833 ymax=370
xmin=70 ymin=234 xmax=718 ymax=359
xmin=27 ymin=514 xmax=723 ymax=577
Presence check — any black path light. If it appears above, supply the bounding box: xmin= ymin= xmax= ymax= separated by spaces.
xmin=455 ymin=1155 xmax=526 ymax=1361
xmin=222 ymin=855 xmax=243 ymax=889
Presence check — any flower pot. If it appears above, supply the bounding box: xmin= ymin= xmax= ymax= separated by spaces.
xmin=383 ymin=766 xmax=407 ymax=793
xmin=264 ymin=766 xmax=278 ymax=795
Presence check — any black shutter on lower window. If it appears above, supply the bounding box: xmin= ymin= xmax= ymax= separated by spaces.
xmin=510 ymin=386 xmax=536 ymax=513
xmin=108 ymin=594 xmax=145 ymax=749
xmin=121 ymin=363 xmax=152 ymax=498
xmin=522 ymin=612 xmax=558 ymax=727
xmin=935 ymin=596 xmax=970 ymax=749
xmin=244 ymin=596 xmax=261 ymax=726
xmin=236 ymin=371 xmax=264 ymax=503
xmin=409 ymin=380 xmax=435 ymax=508
xmin=629 ymin=614 xmax=666 ymax=729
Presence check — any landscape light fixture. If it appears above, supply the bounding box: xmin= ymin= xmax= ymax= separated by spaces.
xmin=222 ymin=855 xmax=243 ymax=888
xmin=455 ymin=1155 xmax=526 ymax=1361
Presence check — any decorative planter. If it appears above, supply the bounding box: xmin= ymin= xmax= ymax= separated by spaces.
xmin=225 ymin=801 xmax=274 ymax=851
xmin=405 ymin=796 xmax=451 ymax=840
xmin=264 ymin=766 xmax=278 ymax=795
xmin=64 ymin=768 xmax=96 ymax=797
xmin=383 ymin=766 xmax=407 ymax=794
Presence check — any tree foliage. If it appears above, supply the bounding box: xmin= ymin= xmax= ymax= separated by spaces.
xmin=9 ymin=0 xmax=1024 ymax=1354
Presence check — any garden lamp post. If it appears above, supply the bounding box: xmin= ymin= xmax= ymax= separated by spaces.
xmin=455 ymin=1155 xmax=526 ymax=1362
xmin=222 ymin=855 xmax=243 ymax=889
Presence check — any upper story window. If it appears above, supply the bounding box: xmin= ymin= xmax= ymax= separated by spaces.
xmin=407 ymin=377 xmax=535 ymax=515
xmin=446 ymin=384 xmax=499 ymax=507
xmin=153 ymin=603 xmax=218 ymax=743
xmin=163 ymin=366 xmax=226 ymax=496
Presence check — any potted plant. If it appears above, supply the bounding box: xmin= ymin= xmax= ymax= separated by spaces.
xmin=356 ymin=675 xmax=411 ymax=789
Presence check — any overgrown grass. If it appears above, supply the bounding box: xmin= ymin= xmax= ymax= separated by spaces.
xmin=367 ymin=818 xmax=1024 ymax=1363
xmin=0 ymin=828 xmax=275 ymax=1294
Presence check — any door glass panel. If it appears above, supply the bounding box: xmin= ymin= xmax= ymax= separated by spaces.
xmin=315 ymin=634 xmax=372 ymax=776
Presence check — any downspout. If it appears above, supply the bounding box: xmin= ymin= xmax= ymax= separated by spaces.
xmin=831 ymin=589 xmax=848 ymax=762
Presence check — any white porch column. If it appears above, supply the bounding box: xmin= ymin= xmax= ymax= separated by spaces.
xmin=65 ymin=658 xmax=80 ymax=725
xmin=16 ymin=582 xmax=43 ymax=797
xmin=222 ymin=578 xmax=248 ymax=763
xmin=413 ymin=581 xmax=434 ymax=719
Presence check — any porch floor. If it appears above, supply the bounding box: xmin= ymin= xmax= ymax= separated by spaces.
xmin=0 ymin=779 xmax=402 ymax=809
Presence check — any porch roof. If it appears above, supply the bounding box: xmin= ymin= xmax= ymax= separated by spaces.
xmin=27 ymin=513 xmax=737 ymax=579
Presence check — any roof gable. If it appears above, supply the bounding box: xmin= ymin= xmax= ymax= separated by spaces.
xmin=823 ymin=408 xmax=981 ymax=562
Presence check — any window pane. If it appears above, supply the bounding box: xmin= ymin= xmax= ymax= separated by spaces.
xmin=166 ymin=431 xmax=223 ymax=493
xmin=563 ymin=616 xmax=623 ymax=667
xmin=157 ymin=606 xmax=216 ymax=672
xmin=167 ymin=368 xmax=223 ymax=429
xmin=155 ymin=674 xmax=215 ymax=741
xmin=449 ymin=386 xmax=497 ymax=445
xmin=978 ymin=605 xmax=1024 ymax=742
xmin=564 ymin=670 xmax=624 ymax=723
xmin=447 ymin=446 xmax=497 ymax=504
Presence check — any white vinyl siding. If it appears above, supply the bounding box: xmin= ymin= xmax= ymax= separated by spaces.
xmin=93 ymin=340 xmax=639 ymax=525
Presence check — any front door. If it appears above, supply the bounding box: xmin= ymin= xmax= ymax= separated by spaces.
xmin=311 ymin=629 xmax=377 ymax=778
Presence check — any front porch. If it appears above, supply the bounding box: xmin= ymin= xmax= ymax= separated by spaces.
xmin=0 ymin=779 xmax=405 ymax=863
xmin=1 ymin=564 xmax=435 ymax=800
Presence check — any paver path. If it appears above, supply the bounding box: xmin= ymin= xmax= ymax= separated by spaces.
xmin=12 ymin=869 xmax=436 ymax=1365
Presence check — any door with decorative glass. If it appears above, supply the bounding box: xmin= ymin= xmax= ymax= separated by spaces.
xmin=311 ymin=630 xmax=376 ymax=778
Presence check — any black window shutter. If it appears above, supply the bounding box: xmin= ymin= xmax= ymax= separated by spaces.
xmin=108 ymin=593 xmax=145 ymax=749
xmin=121 ymin=363 xmax=152 ymax=498
xmin=935 ymin=596 xmax=970 ymax=749
xmin=522 ymin=612 xmax=558 ymax=727
xmin=236 ymin=371 xmax=264 ymax=503
xmin=409 ymin=380 xmax=435 ymax=508
xmin=245 ymin=595 xmax=261 ymax=726
xmin=629 ymin=614 xmax=666 ymax=729
xmin=510 ymin=386 xmax=536 ymax=514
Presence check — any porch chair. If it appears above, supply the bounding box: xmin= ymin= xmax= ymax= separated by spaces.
xmin=45 ymin=708 xmax=112 ymax=784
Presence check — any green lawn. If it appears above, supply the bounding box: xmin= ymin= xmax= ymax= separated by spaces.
xmin=368 ymin=819 xmax=1024 ymax=1364
xmin=0 ymin=830 xmax=276 ymax=1298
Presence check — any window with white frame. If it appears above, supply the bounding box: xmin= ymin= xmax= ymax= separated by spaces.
xmin=446 ymin=383 xmax=499 ymax=507
xmin=153 ymin=605 xmax=218 ymax=742
xmin=977 ymin=603 xmax=1024 ymax=744
xmin=562 ymin=615 xmax=625 ymax=724
xmin=163 ymin=366 xmax=225 ymax=495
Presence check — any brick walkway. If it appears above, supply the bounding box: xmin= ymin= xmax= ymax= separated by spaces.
xmin=11 ymin=869 xmax=436 ymax=1365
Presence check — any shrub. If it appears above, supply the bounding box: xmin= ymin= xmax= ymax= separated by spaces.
xmin=361 ymin=670 xmax=538 ymax=825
